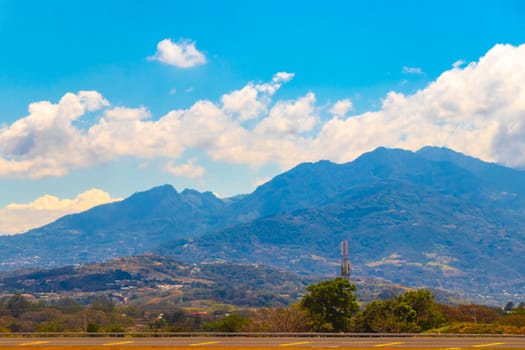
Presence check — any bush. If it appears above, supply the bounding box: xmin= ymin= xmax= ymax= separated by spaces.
xmin=203 ymin=314 xmax=251 ymax=332
xmin=86 ymin=322 xmax=100 ymax=333
xmin=353 ymin=290 xmax=444 ymax=333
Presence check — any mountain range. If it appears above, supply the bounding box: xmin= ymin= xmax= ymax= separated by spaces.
xmin=2 ymin=146 xmax=525 ymax=304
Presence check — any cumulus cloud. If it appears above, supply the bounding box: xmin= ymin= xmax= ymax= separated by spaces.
xmin=0 ymin=189 xmax=121 ymax=235
xmin=149 ymin=38 xmax=206 ymax=68
xmin=313 ymin=43 xmax=525 ymax=166
xmin=2 ymin=43 xmax=525 ymax=182
xmin=221 ymin=72 xmax=298 ymax=122
xmin=255 ymin=92 xmax=318 ymax=136
xmin=330 ymin=99 xmax=353 ymax=117
xmin=0 ymin=91 xmax=109 ymax=177
xmin=103 ymin=106 xmax=151 ymax=121
xmin=164 ymin=159 xmax=205 ymax=179
xmin=221 ymin=84 xmax=268 ymax=121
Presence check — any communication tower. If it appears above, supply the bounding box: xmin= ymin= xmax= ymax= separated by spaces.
xmin=340 ymin=240 xmax=350 ymax=280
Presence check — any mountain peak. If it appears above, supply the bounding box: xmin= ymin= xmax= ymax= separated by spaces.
xmin=145 ymin=184 xmax=177 ymax=195
xmin=417 ymin=145 xmax=472 ymax=161
xmin=126 ymin=184 xmax=178 ymax=202
xmin=355 ymin=147 xmax=421 ymax=164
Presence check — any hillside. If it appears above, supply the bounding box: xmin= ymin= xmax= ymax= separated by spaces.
xmin=0 ymin=255 xmax=309 ymax=307
xmin=160 ymin=180 xmax=525 ymax=303
xmin=0 ymin=186 xmax=229 ymax=269
xmin=158 ymin=147 xmax=525 ymax=303
xmin=0 ymin=254 xmax=442 ymax=307
xmin=1 ymin=146 xmax=525 ymax=303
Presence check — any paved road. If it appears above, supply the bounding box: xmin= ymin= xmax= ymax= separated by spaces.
xmin=0 ymin=336 xmax=524 ymax=348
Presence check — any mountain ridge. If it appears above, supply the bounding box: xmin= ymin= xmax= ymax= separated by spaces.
xmin=1 ymin=146 xmax=525 ymax=303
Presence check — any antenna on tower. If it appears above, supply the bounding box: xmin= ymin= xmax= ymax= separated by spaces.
xmin=340 ymin=240 xmax=350 ymax=280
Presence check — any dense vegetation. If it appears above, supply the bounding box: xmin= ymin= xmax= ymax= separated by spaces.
xmin=1 ymin=279 xmax=525 ymax=334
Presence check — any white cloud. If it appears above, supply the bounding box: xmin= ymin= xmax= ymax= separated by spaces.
xmin=0 ymin=189 xmax=121 ymax=235
xmin=255 ymin=92 xmax=318 ymax=136
xmin=272 ymin=72 xmax=295 ymax=82
xmin=87 ymin=102 xmax=191 ymax=163
xmin=0 ymin=91 xmax=109 ymax=177
xmin=164 ymin=159 xmax=204 ymax=179
xmin=221 ymin=72 xmax=295 ymax=121
xmin=313 ymin=43 xmax=525 ymax=166
xmin=402 ymin=66 xmax=424 ymax=74
xmin=330 ymin=99 xmax=353 ymax=117
xmin=149 ymin=38 xmax=206 ymax=68
xmin=103 ymin=106 xmax=151 ymax=121
xmin=2 ymin=43 xmax=525 ymax=182
xmin=221 ymin=84 xmax=267 ymax=121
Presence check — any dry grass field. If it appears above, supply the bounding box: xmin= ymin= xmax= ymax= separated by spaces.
xmin=0 ymin=347 xmax=521 ymax=350
xmin=0 ymin=348 xmax=461 ymax=350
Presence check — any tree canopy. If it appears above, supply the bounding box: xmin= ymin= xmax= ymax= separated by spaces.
xmin=299 ymin=277 xmax=359 ymax=332
xmin=354 ymin=289 xmax=444 ymax=332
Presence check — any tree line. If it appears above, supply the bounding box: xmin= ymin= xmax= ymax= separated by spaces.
xmin=1 ymin=278 xmax=525 ymax=334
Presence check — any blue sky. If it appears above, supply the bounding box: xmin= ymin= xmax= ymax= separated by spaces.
xmin=1 ymin=0 xmax=525 ymax=234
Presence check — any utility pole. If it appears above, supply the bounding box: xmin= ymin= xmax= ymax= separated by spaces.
xmin=340 ymin=240 xmax=350 ymax=281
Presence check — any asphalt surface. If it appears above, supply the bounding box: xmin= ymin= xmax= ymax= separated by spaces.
xmin=0 ymin=336 xmax=524 ymax=348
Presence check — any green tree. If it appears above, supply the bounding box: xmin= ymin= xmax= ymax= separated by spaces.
xmin=103 ymin=324 xmax=125 ymax=333
xmin=354 ymin=299 xmax=419 ymax=333
xmin=90 ymin=296 xmax=115 ymax=313
xmin=54 ymin=297 xmax=82 ymax=314
xmin=35 ymin=320 xmax=65 ymax=332
xmin=500 ymin=303 xmax=525 ymax=328
xmin=399 ymin=290 xmax=444 ymax=330
xmin=300 ymin=278 xmax=359 ymax=332
xmin=164 ymin=309 xmax=187 ymax=326
xmin=354 ymin=290 xmax=444 ymax=333
xmin=504 ymin=301 xmax=515 ymax=313
xmin=86 ymin=322 xmax=100 ymax=333
xmin=7 ymin=293 xmax=32 ymax=317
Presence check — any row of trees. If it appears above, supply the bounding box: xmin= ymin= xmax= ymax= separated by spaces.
xmin=0 ymin=294 xmax=138 ymax=333
xmin=203 ymin=278 xmax=525 ymax=334
xmin=292 ymin=278 xmax=443 ymax=332
xmin=1 ymin=278 xmax=525 ymax=334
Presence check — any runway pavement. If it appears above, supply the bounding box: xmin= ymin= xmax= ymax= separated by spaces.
xmin=0 ymin=336 xmax=524 ymax=348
